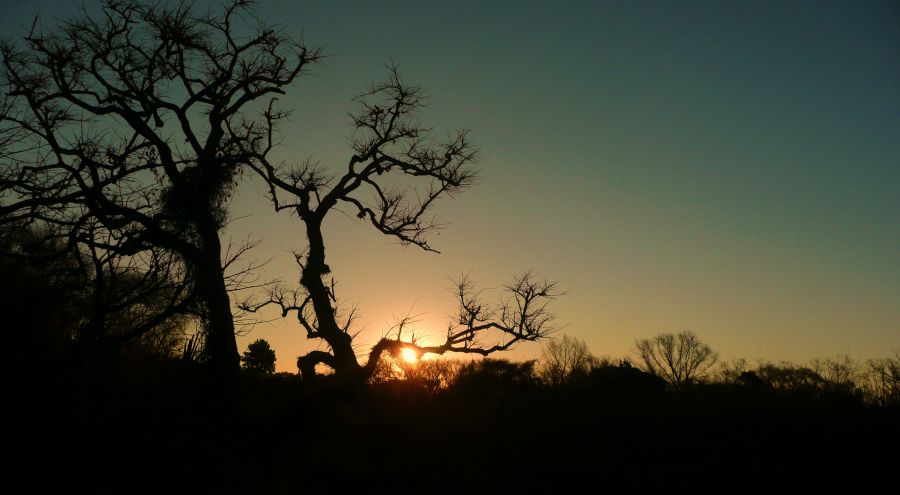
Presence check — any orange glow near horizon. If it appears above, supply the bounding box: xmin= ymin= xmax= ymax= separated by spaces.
xmin=401 ymin=348 xmax=418 ymax=364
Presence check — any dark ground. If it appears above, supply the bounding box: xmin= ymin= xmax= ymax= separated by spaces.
xmin=9 ymin=362 xmax=898 ymax=492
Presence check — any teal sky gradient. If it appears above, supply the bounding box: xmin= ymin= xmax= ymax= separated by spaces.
xmin=5 ymin=1 xmax=899 ymax=370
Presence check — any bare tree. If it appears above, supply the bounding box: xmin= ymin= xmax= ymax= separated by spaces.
xmin=860 ymin=352 xmax=900 ymax=406
xmin=635 ymin=331 xmax=718 ymax=389
xmin=540 ymin=335 xmax=597 ymax=385
xmin=812 ymin=354 xmax=861 ymax=394
xmin=717 ymin=358 xmax=750 ymax=385
xmin=0 ymin=1 xmax=320 ymax=381
xmin=239 ymin=68 xmax=560 ymax=381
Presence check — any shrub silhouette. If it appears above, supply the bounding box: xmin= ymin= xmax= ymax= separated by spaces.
xmin=452 ymin=359 xmax=540 ymax=392
xmin=588 ymin=362 xmax=667 ymax=396
xmin=241 ymin=339 xmax=276 ymax=374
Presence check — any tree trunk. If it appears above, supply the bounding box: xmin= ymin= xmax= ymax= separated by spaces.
xmin=300 ymin=216 xmax=363 ymax=379
xmin=195 ymin=217 xmax=240 ymax=385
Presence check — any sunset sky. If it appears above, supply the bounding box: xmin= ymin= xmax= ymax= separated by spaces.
xmin=5 ymin=0 xmax=898 ymax=371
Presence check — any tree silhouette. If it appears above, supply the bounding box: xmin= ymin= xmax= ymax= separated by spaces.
xmin=239 ymin=68 xmax=560 ymax=381
xmin=241 ymin=339 xmax=275 ymax=374
xmin=0 ymin=1 xmax=320 ymax=382
xmin=753 ymin=362 xmax=825 ymax=392
xmin=635 ymin=331 xmax=718 ymax=389
xmin=812 ymin=354 xmax=862 ymax=395
xmin=861 ymin=352 xmax=900 ymax=406
xmin=540 ymin=334 xmax=598 ymax=385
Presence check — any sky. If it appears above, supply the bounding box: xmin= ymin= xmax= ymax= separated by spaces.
xmin=4 ymin=0 xmax=899 ymax=371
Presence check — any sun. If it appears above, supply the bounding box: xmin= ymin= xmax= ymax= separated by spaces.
xmin=400 ymin=347 xmax=418 ymax=364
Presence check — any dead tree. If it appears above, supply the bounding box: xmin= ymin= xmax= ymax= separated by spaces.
xmin=0 ymin=0 xmax=320 ymax=381
xmin=240 ymin=68 xmax=559 ymax=381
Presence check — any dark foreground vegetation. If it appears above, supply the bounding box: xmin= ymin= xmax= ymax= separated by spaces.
xmin=10 ymin=351 xmax=898 ymax=492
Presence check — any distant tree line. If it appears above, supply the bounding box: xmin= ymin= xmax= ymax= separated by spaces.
xmin=363 ymin=331 xmax=900 ymax=407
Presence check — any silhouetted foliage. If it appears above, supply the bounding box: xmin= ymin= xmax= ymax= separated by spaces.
xmin=0 ymin=0 xmax=321 ymax=382
xmin=368 ymin=354 xmax=462 ymax=393
xmin=711 ymin=355 xmax=898 ymax=407
xmin=718 ymin=358 xmax=751 ymax=385
xmin=587 ymin=360 xmax=667 ymax=396
xmin=738 ymin=370 xmax=767 ymax=389
xmin=0 ymin=224 xmax=84 ymax=367
xmin=754 ymin=362 xmax=825 ymax=392
xmin=0 ymin=223 xmax=191 ymax=371
xmin=241 ymin=339 xmax=276 ymax=374
xmin=812 ymin=354 xmax=861 ymax=395
xmin=9 ymin=326 xmax=900 ymax=491
xmin=452 ymin=358 xmax=540 ymax=391
xmin=635 ymin=331 xmax=718 ymax=389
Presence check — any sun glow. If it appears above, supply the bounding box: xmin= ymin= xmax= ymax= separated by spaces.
xmin=401 ymin=347 xmax=418 ymax=364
